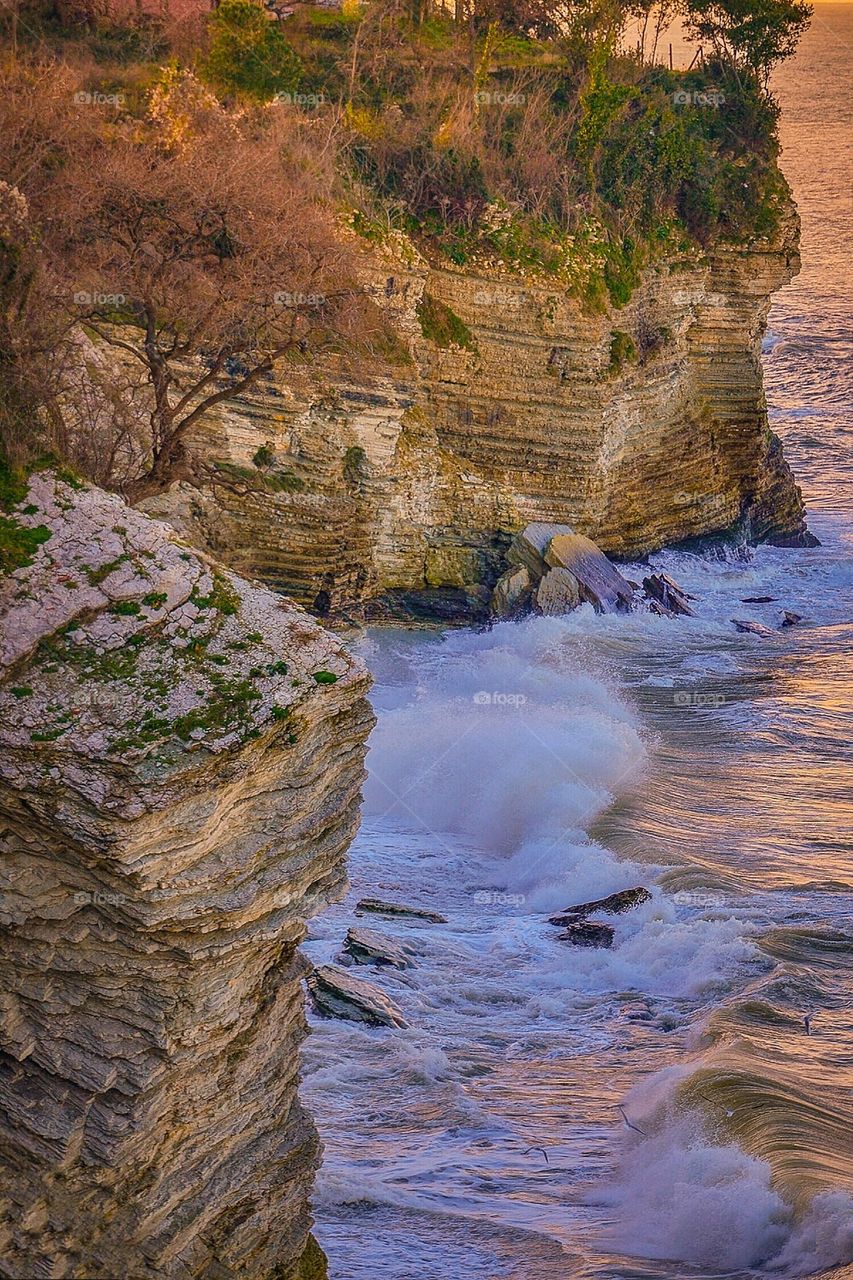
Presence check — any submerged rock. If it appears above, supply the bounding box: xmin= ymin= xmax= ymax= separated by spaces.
xmin=355 ymin=897 xmax=447 ymax=923
xmin=557 ymin=921 xmax=615 ymax=948
xmin=642 ymin=572 xmax=695 ymax=617
xmin=308 ymin=964 xmax=408 ymax=1028
xmin=341 ymin=927 xmax=416 ymax=970
xmin=549 ymin=886 xmax=651 ymax=925
xmin=732 ymin=618 xmax=776 ymax=637
xmin=742 ymin=596 xmax=776 ymax=603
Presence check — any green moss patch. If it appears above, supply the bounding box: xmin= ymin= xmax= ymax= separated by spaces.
xmin=416 ymin=294 xmax=477 ymax=352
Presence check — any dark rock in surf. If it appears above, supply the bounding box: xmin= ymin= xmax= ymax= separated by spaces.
xmin=341 ymin=927 xmax=416 ymax=970
xmin=355 ymin=897 xmax=447 ymax=924
xmin=732 ymin=618 xmax=776 ymax=637
xmin=642 ymin=572 xmax=695 ymax=617
xmin=307 ymin=964 xmax=408 ymax=1028
xmin=548 ymin=886 xmax=651 ymax=925
xmin=741 ymin=596 xmax=776 ymax=603
xmin=557 ymin=921 xmax=615 ymax=949
xmin=781 ymin=610 xmax=803 ymax=627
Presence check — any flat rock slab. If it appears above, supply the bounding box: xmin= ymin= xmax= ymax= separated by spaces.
xmin=732 ymin=618 xmax=776 ymax=637
xmin=355 ymin=897 xmax=447 ymax=924
xmin=549 ymin=886 xmax=650 ymax=925
xmin=307 ymin=965 xmax=408 ymax=1028
xmin=557 ymin=921 xmax=614 ymax=948
xmin=545 ymin=533 xmax=634 ymax=613
xmin=642 ymin=572 xmax=695 ymax=617
xmin=341 ymin=927 xmax=416 ymax=970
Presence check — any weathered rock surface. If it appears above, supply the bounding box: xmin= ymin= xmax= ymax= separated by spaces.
xmin=548 ymin=886 xmax=652 ymax=925
xmin=491 ymin=564 xmax=532 ymax=618
xmin=307 ymin=965 xmax=407 ymax=1028
xmin=0 ymin=472 xmax=373 ymax=1278
xmin=142 ymin=208 xmax=812 ymax=619
xmin=354 ymin=897 xmax=447 ymax=923
xmin=534 ymin=566 xmax=581 ymax=616
xmin=557 ymin=921 xmax=615 ymax=948
xmin=341 ymin=927 xmax=416 ymax=970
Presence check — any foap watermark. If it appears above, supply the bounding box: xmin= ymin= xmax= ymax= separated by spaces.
xmin=74 ymin=890 xmax=126 ymax=906
xmin=74 ymin=90 xmax=125 ymax=108
xmin=73 ymin=290 xmax=126 ymax=307
xmin=471 ymin=288 xmax=523 ymax=309
xmin=673 ymin=889 xmax=727 ymax=909
xmin=274 ymin=291 xmax=326 ymax=308
xmin=473 ymin=690 xmax=527 ymax=707
xmin=672 ymin=690 xmax=727 ymax=708
xmin=672 ymin=88 xmax=726 ymax=108
xmin=475 ymin=90 xmax=527 ymax=106
xmin=274 ymin=90 xmax=325 ymax=109
xmin=473 ymin=890 xmax=526 ymax=907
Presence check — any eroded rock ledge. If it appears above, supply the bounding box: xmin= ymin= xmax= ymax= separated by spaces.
xmin=0 ymin=473 xmax=373 ymax=1278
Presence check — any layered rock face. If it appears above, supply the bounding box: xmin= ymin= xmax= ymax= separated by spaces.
xmin=146 ymin=208 xmax=811 ymax=619
xmin=0 ymin=473 xmax=373 ymax=1278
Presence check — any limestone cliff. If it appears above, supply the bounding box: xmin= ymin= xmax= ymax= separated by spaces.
xmin=0 ymin=472 xmax=373 ymax=1278
xmin=144 ymin=207 xmax=811 ymax=621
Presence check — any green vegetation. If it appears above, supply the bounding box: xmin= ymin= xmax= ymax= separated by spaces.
xmin=109 ymin=600 xmax=141 ymax=616
xmin=190 ymin=573 xmax=240 ymax=616
xmin=609 ymin=329 xmax=638 ymax=373
xmin=312 ymin=670 xmax=338 ymax=684
xmin=416 ymin=295 xmax=477 ymax=352
xmin=202 ymin=0 xmax=303 ymax=101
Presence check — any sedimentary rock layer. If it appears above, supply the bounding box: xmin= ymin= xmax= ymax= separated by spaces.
xmin=145 ymin=207 xmax=811 ymax=618
xmin=0 ymin=473 xmax=373 ymax=1278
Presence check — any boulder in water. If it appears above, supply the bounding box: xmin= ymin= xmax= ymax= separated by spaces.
xmin=742 ymin=596 xmax=776 ymax=603
xmin=535 ymin=567 xmax=581 ymax=616
xmin=507 ymin=522 xmax=575 ymax=579
xmin=355 ymin=897 xmax=447 ymax=924
xmin=781 ymin=610 xmax=803 ymax=627
xmin=548 ymin=886 xmax=651 ymax=925
xmin=642 ymin=572 xmax=695 ymax=617
xmin=341 ymin=927 xmax=416 ymax=970
xmin=307 ymin=964 xmax=408 ymax=1027
xmin=557 ymin=921 xmax=615 ymax=948
xmin=544 ymin=532 xmax=635 ymax=614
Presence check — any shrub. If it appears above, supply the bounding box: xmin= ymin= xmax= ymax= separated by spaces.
xmin=202 ymin=0 xmax=303 ymax=101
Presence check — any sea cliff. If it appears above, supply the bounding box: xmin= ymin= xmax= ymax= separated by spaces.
xmin=145 ymin=205 xmax=811 ymax=621
xmin=0 ymin=472 xmax=373 ymax=1277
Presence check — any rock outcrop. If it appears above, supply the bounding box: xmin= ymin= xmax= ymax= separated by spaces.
xmin=143 ymin=206 xmax=813 ymax=620
xmin=494 ymin=523 xmax=635 ymax=617
xmin=0 ymin=472 xmax=373 ymax=1278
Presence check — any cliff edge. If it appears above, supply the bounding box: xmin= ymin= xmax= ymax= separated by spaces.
xmin=0 ymin=471 xmax=373 ymax=1277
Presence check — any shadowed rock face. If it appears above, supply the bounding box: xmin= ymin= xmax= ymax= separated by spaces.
xmin=0 ymin=474 xmax=373 ymax=1278
xmin=143 ymin=206 xmax=812 ymax=620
